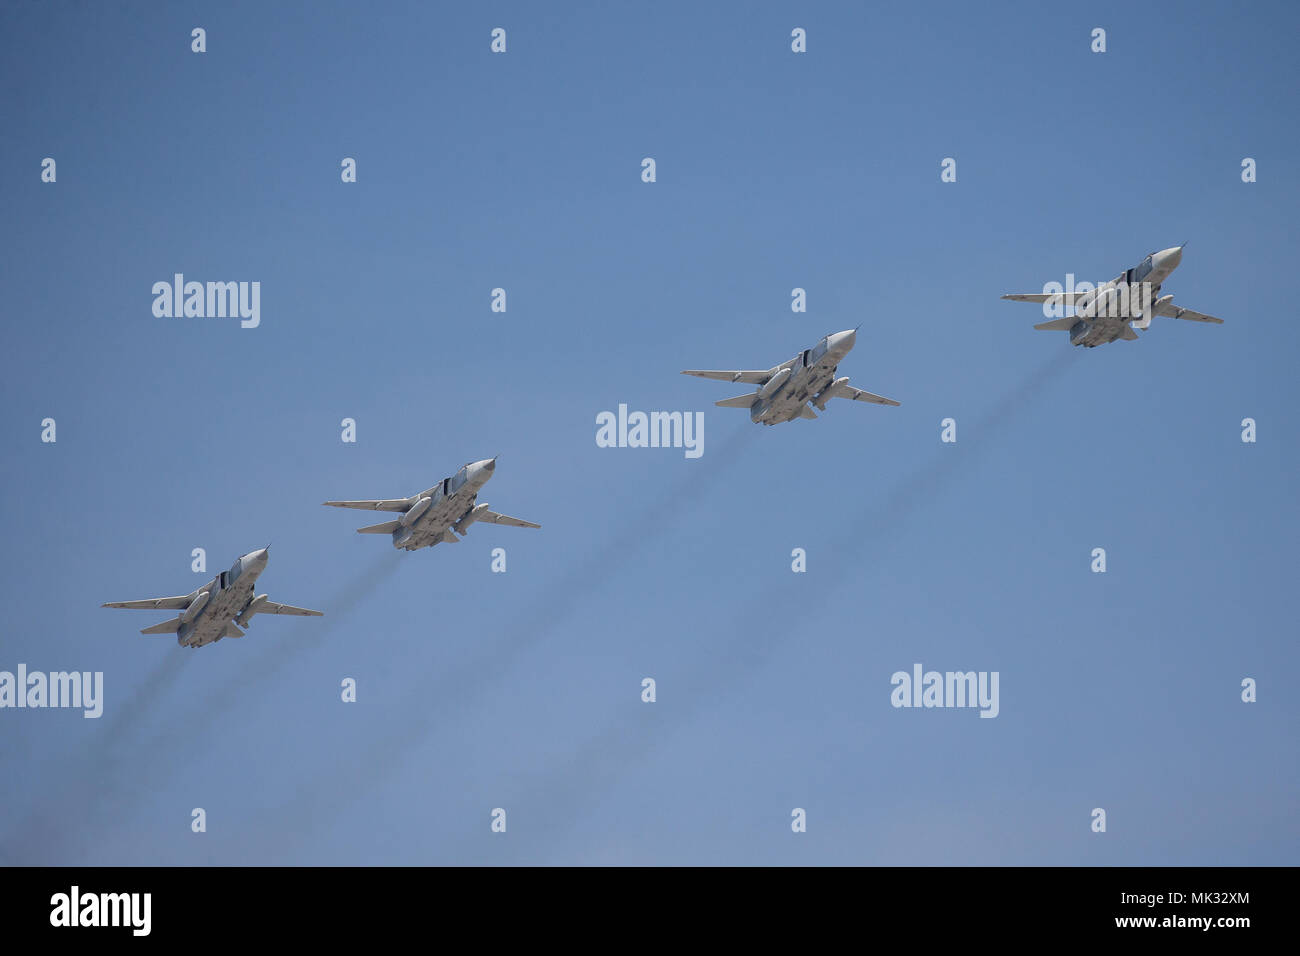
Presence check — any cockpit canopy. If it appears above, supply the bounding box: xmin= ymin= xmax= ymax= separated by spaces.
xmin=448 ymin=465 xmax=471 ymax=494
xmin=809 ymin=336 xmax=831 ymax=365
xmin=1127 ymin=254 xmax=1155 ymax=284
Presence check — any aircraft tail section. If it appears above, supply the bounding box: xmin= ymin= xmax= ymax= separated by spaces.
xmin=140 ymin=617 xmax=183 ymax=635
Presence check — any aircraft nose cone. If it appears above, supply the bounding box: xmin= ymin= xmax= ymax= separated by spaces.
xmin=830 ymin=328 xmax=857 ymax=352
xmin=1158 ymin=246 xmax=1183 ymax=269
xmin=247 ymin=548 xmax=269 ymax=569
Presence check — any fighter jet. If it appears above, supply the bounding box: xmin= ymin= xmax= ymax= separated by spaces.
xmin=682 ymin=328 xmax=900 ymax=425
xmin=323 ymin=458 xmax=540 ymax=552
xmin=1002 ymin=245 xmax=1224 ymax=348
xmin=102 ymin=548 xmax=322 ymax=649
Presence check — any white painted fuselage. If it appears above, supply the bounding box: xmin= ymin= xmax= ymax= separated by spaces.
xmin=750 ymin=330 xmax=858 ymax=425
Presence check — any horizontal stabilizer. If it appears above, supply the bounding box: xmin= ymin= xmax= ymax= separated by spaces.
xmin=1033 ymin=316 xmax=1077 ymax=331
xmin=222 ymin=622 xmax=244 ymax=638
xmin=798 ymin=404 xmax=818 ymax=420
xmin=140 ymin=617 xmax=183 ymax=635
xmin=715 ymin=393 xmax=758 ymax=409
xmin=1119 ymin=325 xmax=1139 ymax=341
xmin=357 ymin=520 xmax=401 ymax=534
xmin=439 ymin=530 xmax=460 ymax=544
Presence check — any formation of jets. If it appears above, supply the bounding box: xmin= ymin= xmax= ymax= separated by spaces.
xmin=104 ymin=245 xmax=1224 ymax=648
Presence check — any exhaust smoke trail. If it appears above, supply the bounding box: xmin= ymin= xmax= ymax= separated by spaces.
xmin=0 ymin=650 xmax=193 ymax=863
xmin=254 ymin=424 xmax=764 ymax=857
xmin=116 ymin=549 xmax=404 ymax=782
xmin=0 ymin=551 xmax=403 ymax=864
xmin=473 ymin=350 xmax=1079 ymax=862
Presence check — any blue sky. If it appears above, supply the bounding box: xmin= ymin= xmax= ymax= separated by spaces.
xmin=1 ymin=0 xmax=1296 ymax=865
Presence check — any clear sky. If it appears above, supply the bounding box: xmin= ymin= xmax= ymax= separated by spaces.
xmin=1 ymin=0 xmax=1296 ymax=865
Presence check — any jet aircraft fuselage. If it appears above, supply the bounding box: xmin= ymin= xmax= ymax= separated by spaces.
xmin=324 ymin=458 xmax=542 ymax=552
xmin=102 ymin=548 xmax=322 ymax=649
xmin=682 ymin=329 xmax=900 ymax=426
xmin=1003 ymin=245 xmax=1223 ymax=348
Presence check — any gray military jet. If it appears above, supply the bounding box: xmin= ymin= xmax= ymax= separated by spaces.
xmin=1002 ymin=244 xmax=1224 ymax=348
xmin=323 ymin=458 xmax=540 ymax=552
xmin=103 ymin=547 xmax=322 ymax=649
xmin=682 ymin=328 xmax=900 ymax=425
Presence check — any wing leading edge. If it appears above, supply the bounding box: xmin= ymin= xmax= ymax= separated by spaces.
xmin=258 ymin=600 xmax=323 ymax=617
xmin=681 ymin=370 xmax=772 ymax=385
xmin=1154 ymin=301 xmax=1224 ymax=324
xmin=102 ymin=595 xmax=194 ymax=611
xmin=1002 ymin=292 xmax=1098 ymax=305
xmin=478 ymin=510 xmax=541 ymax=530
xmin=831 ymin=382 xmax=900 ymax=406
xmin=322 ymin=499 xmax=411 ymax=512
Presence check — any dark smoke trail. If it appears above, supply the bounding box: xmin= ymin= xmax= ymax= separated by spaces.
xmin=826 ymin=349 xmax=1075 ymax=561
xmin=500 ymin=423 xmax=759 ymax=642
xmin=477 ymin=350 xmax=1080 ymax=862
xmin=0 ymin=650 xmax=194 ymax=863
xmin=255 ymin=424 xmax=763 ymax=857
xmin=120 ymin=549 xmax=403 ymax=774
xmin=0 ymin=552 xmax=403 ymax=864
xmin=196 ymin=549 xmax=403 ymax=707
xmin=96 ymin=650 xmax=193 ymax=746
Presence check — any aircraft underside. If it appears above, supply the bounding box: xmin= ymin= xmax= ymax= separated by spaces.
xmin=395 ymin=493 xmax=476 ymax=550
xmin=1072 ymin=316 xmax=1133 ymax=348
xmin=755 ymin=366 xmax=837 ymax=423
xmin=182 ymin=580 xmax=255 ymax=648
